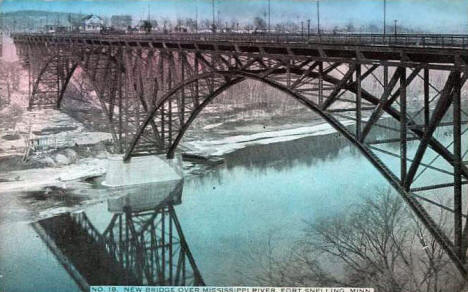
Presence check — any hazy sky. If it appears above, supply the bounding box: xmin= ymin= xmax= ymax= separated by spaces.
xmin=1 ymin=0 xmax=467 ymax=32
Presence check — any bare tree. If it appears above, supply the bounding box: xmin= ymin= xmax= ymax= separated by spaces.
xmin=238 ymin=190 xmax=464 ymax=291
xmin=184 ymin=17 xmax=197 ymax=32
xmin=200 ymin=18 xmax=211 ymax=30
xmin=0 ymin=61 xmax=21 ymax=107
xmin=253 ymin=16 xmax=267 ymax=31
xmin=345 ymin=21 xmax=355 ymax=32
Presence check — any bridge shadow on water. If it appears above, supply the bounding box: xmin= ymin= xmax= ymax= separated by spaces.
xmin=31 ymin=180 xmax=204 ymax=291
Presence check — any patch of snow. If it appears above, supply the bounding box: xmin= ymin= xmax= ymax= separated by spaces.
xmin=54 ymin=154 xmax=70 ymax=165
xmin=38 ymin=207 xmax=75 ymax=219
xmin=0 ymin=108 xmax=112 ymax=157
xmin=0 ymin=158 xmax=107 ymax=193
xmin=202 ymin=122 xmax=224 ymax=130
xmin=185 ymin=120 xmax=356 ymax=156
xmin=63 ymin=149 xmax=78 ymax=163
xmin=38 ymin=156 xmax=56 ymax=167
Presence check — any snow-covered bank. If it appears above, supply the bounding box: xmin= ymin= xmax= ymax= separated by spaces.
xmin=0 ymin=108 xmax=112 ymax=158
xmin=184 ymin=119 xmax=356 ymax=156
xmin=0 ymin=158 xmax=106 ymax=193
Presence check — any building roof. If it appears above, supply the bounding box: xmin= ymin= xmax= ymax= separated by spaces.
xmin=82 ymin=14 xmax=102 ymax=21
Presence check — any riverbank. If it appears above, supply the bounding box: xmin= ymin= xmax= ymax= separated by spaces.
xmin=0 ymin=115 xmax=348 ymax=192
xmin=0 ymin=88 xmax=355 ymax=190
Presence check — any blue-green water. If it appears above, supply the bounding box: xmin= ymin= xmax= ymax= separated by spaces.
xmin=0 ymin=126 xmax=461 ymax=291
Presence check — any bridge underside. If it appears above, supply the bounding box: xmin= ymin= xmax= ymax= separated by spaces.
xmin=13 ymin=34 xmax=468 ymax=278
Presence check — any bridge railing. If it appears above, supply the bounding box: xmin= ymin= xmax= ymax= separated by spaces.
xmin=13 ymin=32 xmax=468 ymax=49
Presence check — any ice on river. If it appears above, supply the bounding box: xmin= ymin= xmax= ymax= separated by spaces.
xmin=185 ymin=120 xmax=355 ymax=156
xmin=0 ymin=158 xmax=107 ymax=193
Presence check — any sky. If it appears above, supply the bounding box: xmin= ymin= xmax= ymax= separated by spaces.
xmin=1 ymin=0 xmax=468 ymax=33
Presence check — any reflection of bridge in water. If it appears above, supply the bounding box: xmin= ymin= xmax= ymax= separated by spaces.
xmin=32 ymin=180 xmax=204 ymax=291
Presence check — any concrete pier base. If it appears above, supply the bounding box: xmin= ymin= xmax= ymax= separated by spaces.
xmin=103 ymin=154 xmax=183 ymax=187
xmin=107 ymin=179 xmax=183 ymax=213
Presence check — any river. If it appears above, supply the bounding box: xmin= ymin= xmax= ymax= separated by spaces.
xmin=0 ymin=121 xmax=458 ymax=291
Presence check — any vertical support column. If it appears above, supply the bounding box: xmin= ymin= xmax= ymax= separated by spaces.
xmin=118 ymin=66 xmax=123 ymax=154
xmin=124 ymin=70 xmax=129 ymax=155
xmin=180 ymin=52 xmax=185 ymax=125
xmin=453 ymin=70 xmax=463 ymax=261
xmin=318 ymin=61 xmax=323 ymax=105
xmin=161 ymin=211 xmax=166 ymax=282
xmin=194 ymin=53 xmax=200 ymax=107
xmin=56 ymin=53 xmax=61 ymax=109
xmin=400 ymin=66 xmax=407 ymax=187
xmin=160 ymin=53 xmax=166 ymax=148
xmin=424 ymin=67 xmax=430 ymax=127
xmin=168 ymin=53 xmax=173 ymax=147
xmin=125 ymin=214 xmax=129 ymax=269
xmin=383 ymin=63 xmax=388 ymax=87
xmin=169 ymin=209 xmax=173 ymax=284
xmin=28 ymin=47 xmax=32 ymax=110
xmin=119 ymin=215 xmax=123 ymax=264
xmin=356 ymin=63 xmax=362 ymax=140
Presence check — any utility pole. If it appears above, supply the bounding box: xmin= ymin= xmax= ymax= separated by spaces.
xmin=195 ymin=0 xmax=198 ymax=32
xmin=307 ymin=19 xmax=310 ymax=38
xmin=316 ymin=0 xmax=321 ymax=35
xmin=383 ymin=0 xmax=387 ymax=34
xmin=147 ymin=3 xmax=150 ymax=22
xmin=394 ymin=19 xmax=397 ymax=36
xmin=212 ymin=0 xmax=215 ymax=32
xmin=301 ymin=21 xmax=304 ymax=36
xmin=268 ymin=0 xmax=271 ymax=33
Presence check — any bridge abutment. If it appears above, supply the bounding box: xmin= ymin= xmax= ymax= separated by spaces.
xmin=102 ymin=154 xmax=183 ymax=187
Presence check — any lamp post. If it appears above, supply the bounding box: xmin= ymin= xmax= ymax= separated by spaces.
xmin=211 ymin=0 xmax=215 ymax=32
xmin=268 ymin=0 xmax=271 ymax=33
xmin=316 ymin=0 xmax=321 ymax=35
xmin=394 ymin=19 xmax=398 ymax=36
xmin=383 ymin=0 xmax=386 ymax=35
xmin=195 ymin=0 xmax=198 ymax=33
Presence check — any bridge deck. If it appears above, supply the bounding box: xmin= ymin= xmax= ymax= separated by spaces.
xmin=13 ymin=33 xmax=468 ymax=67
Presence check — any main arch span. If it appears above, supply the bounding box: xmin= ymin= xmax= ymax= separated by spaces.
xmin=12 ymin=33 xmax=468 ymax=278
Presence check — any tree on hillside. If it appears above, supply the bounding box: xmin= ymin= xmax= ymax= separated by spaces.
xmin=345 ymin=21 xmax=355 ymax=32
xmin=141 ymin=20 xmax=152 ymax=33
xmin=0 ymin=61 xmax=20 ymax=107
xmin=238 ymin=190 xmax=464 ymax=291
xmin=253 ymin=16 xmax=267 ymax=31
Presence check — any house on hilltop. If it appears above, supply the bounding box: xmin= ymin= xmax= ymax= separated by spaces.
xmin=82 ymin=15 xmax=104 ymax=31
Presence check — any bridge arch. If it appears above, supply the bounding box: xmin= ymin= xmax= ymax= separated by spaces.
xmin=28 ymin=54 xmax=77 ymax=109
xmin=124 ymin=68 xmax=467 ymax=276
xmin=28 ymin=48 xmax=125 ymax=109
xmin=125 ymin=68 xmax=467 ymax=183
xmin=28 ymin=48 xmax=132 ymax=146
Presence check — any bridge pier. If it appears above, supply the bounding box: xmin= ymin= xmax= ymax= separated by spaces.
xmin=103 ymin=154 xmax=183 ymax=187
